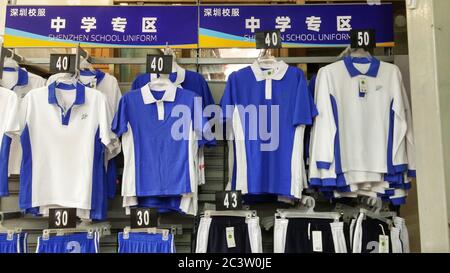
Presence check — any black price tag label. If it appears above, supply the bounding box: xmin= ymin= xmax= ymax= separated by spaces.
xmin=216 ymin=191 xmax=242 ymax=211
xmin=49 ymin=54 xmax=76 ymax=74
xmin=255 ymin=30 xmax=282 ymax=49
xmin=146 ymin=54 xmax=173 ymax=74
xmin=350 ymin=29 xmax=376 ymax=50
xmin=48 ymin=208 xmax=77 ymax=229
xmin=130 ymin=208 xmax=158 ymax=229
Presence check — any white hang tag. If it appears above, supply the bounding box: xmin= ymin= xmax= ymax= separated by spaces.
xmin=379 ymin=235 xmax=389 ymax=253
xmin=312 ymin=231 xmax=323 ymax=252
xmin=226 ymin=227 xmax=236 ymax=248
xmin=359 ymin=77 xmax=368 ymax=95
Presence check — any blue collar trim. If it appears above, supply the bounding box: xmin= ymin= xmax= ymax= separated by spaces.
xmin=80 ymin=69 xmax=106 ymax=85
xmin=48 ymin=82 xmax=86 ymax=105
xmin=3 ymin=67 xmax=29 ymax=86
xmin=343 ymin=56 xmax=380 ymax=78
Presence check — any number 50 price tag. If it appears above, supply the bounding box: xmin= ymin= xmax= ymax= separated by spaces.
xmin=216 ymin=191 xmax=242 ymax=211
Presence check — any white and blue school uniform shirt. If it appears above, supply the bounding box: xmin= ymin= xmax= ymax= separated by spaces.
xmin=0 ymin=87 xmax=18 ymax=196
xmin=132 ymin=64 xmax=216 ymax=186
xmin=308 ymin=57 xmax=415 ymax=205
xmin=0 ymin=67 xmax=46 ymax=176
xmin=5 ymin=82 xmax=119 ymax=220
xmin=112 ymin=83 xmax=211 ymax=215
xmin=48 ymin=70 xmax=123 ymax=199
xmin=220 ymin=60 xmax=317 ymax=200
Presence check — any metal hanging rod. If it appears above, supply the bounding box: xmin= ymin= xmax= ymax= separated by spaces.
xmin=23 ymin=56 xmax=395 ymax=66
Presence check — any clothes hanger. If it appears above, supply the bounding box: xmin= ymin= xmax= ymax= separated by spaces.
xmin=79 ymin=56 xmax=96 ymax=74
xmin=3 ymin=57 xmax=19 ymax=70
xmin=54 ymin=72 xmax=78 ymax=89
xmin=276 ymin=196 xmax=341 ymax=221
xmin=122 ymin=226 xmax=170 ymax=241
xmin=203 ymin=210 xmax=257 ymax=219
xmin=257 ymin=49 xmax=277 ymax=69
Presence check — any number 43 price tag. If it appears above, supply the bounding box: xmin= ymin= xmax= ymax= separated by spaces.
xmin=255 ymin=30 xmax=282 ymax=49
xmin=216 ymin=191 xmax=242 ymax=211
xmin=49 ymin=54 xmax=76 ymax=74
xmin=48 ymin=208 xmax=77 ymax=229
xmin=130 ymin=208 xmax=158 ymax=229
xmin=146 ymin=54 xmax=173 ymax=74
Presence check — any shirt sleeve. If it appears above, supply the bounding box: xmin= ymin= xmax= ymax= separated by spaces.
xmin=293 ymin=69 xmax=318 ymax=126
xmin=112 ymin=95 xmax=129 ymax=137
xmin=390 ymin=67 xmax=410 ymax=174
xmin=192 ymin=95 xmax=215 ymax=148
xmin=200 ymin=76 xmax=216 ymax=107
xmin=5 ymin=92 xmax=26 ymax=138
xmin=309 ymin=67 xmax=337 ymax=170
xmin=0 ymin=93 xmax=19 ymax=196
xmin=98 ymin=93 xmax=120 ymax=158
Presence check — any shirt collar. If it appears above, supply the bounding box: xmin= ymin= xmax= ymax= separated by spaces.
xmin=149 ymin=63 xmax=186 ymax=87
xmin=2 ymin=66 xmax=29 ymax=87
xmin=343 ymin=56 xmax=381 ymax=78
xmin=250 ymin=60 xmax=289 ymax=81
xmin=140 ymin=83 xmax=177 ymax=105
xmin=48 ymin=82 xmax=86 ymax=105
xmin=79 ymin=69 xmax=106 ymax=86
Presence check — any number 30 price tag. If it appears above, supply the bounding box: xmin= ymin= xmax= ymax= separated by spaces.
xmin=216 ymin=191 xmax=242 ymax=211
xmin=146 ymin=54 xmax=173 ymax=74
xmin=48 ymin=208 xmax=77 ymax=229
xmin=130 ymin=208 xmax=158 ymax=229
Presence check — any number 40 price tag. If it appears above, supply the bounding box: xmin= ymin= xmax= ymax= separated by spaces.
xmin=255 ymin=30 xmax=282 ymax=49
xmin=216 ymin=191 xmax=242 ymax=211
xmin=49 ymin=54 xmax=76 ymax=74
xmin=146 ymin=54 xmax=173 ymax=74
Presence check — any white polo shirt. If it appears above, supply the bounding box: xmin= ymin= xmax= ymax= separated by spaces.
xmin=5 ymin=82 xmax=119 ymax=218
xmin=0 ymin=67 xmax=46 ymax=175
xmin=0 ymin=87 xmax=18 ymax=196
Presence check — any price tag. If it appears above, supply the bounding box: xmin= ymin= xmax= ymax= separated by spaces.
xmin=359 ymin=76 xmax=369 ymax=97
xmin=49 ymin=54 xmax=76 ymax=74
xmin=255 ymin=30 xmax=282 ymax=49
xmin=226 ymin=227 xmax=236 ymax=248
xmin=350 ymin=29 xmax=376 ymax=50
xmin=146 ymin=54 xmax=173 ymax=74
xmin=379 ymin=235 xmax=390 ymax=253
xmin=312 ymin=231 xmax=323 ymax=252
xmin=130 ymin=208 xmax=158 ymax=229
xmin=215 ymin=191 xmax=242 ymax=211
xmin=48 ymin=208 xmax=77 ymax=229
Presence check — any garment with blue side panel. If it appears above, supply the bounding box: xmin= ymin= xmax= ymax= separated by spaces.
xmin=118 ymin=232 xmax=175 ymax=253
xmin=0 ymin=67 xmax=46 ymax=176
xmin=5 ymin=82 xmax=120 ymax=220
xmin=0 ymin=87 xmax=19 ymax=196
xmin=308 ymin=57 xmax=415 ymax=205
xmin=113 ymin=84 xmax=213 ymax=215
xmin=220 ymin=60 xmax=317 ymax=200
xmin=132 ymin=63 xmax=216 ymax=182
xmin=0 ymin=232 xmax=27 ymax=253
xmin=47 ymin=70 xmax=122 ymax=200
xmin=36 ymin=232 xmax=99 ymax=253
